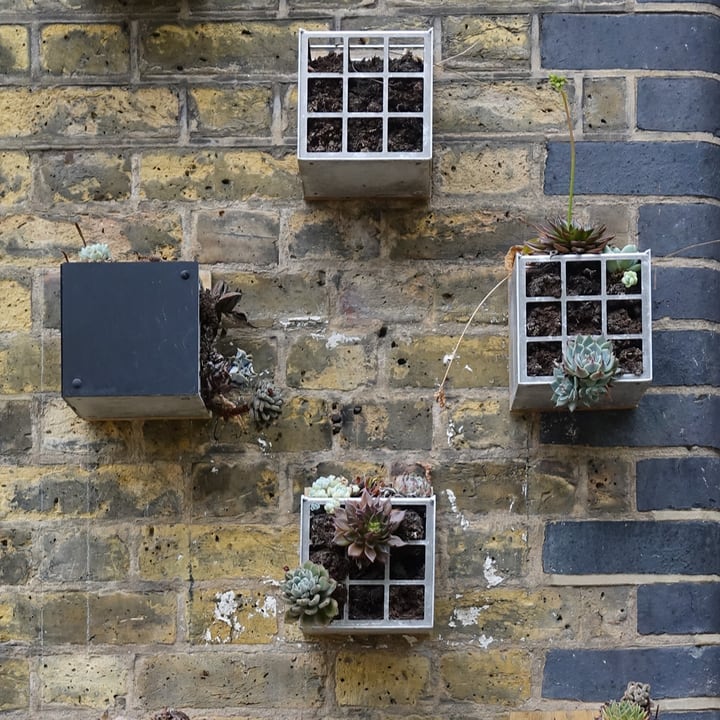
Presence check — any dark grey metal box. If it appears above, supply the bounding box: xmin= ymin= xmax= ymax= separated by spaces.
xmin=61 ymin=261 xmax=208 ymax=420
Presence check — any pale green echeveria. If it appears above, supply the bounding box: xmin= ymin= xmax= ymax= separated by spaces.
xmin=280 ymin=561 xmax=338 ymax=626
xmin=307 ymin=474 xmax=358 ymax=513
xmin=550 ymin=335 xmax=619 ymax=411
xmin=78 ymin=242 xmax=112 ymax=262
xmin=604 ymin=244 xmax=641 ymax=276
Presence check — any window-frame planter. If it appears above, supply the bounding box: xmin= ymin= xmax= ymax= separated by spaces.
xmin=61 ymin=260 xmax=210 ymax=421
xmin=509 ymin=250 xmax=653 ymax=412
xmin=299 ymin=493 xmax=436 ymax=634
xmin=297 ymin=28 xmax=433 ymax=199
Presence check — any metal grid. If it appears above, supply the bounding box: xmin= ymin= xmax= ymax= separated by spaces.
xmin=297 ymin=29 xmax=433 ymax=197
xmin=509 ymin=251 xmax=653 ymax=411
xmin=299 ymin=495 xmax=435 ymax=634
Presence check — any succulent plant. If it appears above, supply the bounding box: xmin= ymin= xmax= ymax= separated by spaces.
xmin=307 ymin=475 xmax=356 ymax=513
xmin=332 ymin=489 xmax=406 ymax=567
xmin=599 ymin=701 xmax=650 ymax=720
xmin=598 ymin=683 xmax=653 ymax=720
xmin=523 ymin=75 xmax=613 ymax=257
xmin=199 ymin=281 xmax=282 ymax=426
xmin=78 ymin=242 xmax=112 ymax=262
xmin=392 ymin=473 xmax=433 ymax=497
xmin=550 ymin=335 xmax=619 ymax=411
xmin=525 ymin=218 xmax=614 ymax=255
xmin=604 ymin=244 xmax=642 ymax=275
xmin=151 ymin=710 xmax=191 ymax=720
xmin=280 ymin=561 xmax=338 ymax=626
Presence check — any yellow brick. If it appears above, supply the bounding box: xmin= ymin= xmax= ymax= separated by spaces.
xmin=189 ymin=587 xmax=278 ymax=644
xmin=0 ymin=87 xmax=178 ymax=139
xmin=0 ymin=279 xmax=31 ymax=330
xmin=0 ymin=336 xmax=41 ymax=393
xmin=40 ymin=655 xmax=129 ymax=708
xmin=0 ymin=658 xmax=29 ymax=710
xmin=335 ymin=650 xmax=430 ymax=706
xmin=0 ymin=151 xmax=31 ymax=205
xmin=441 ymin=649 xmax=531 ymax=704
xmin=510 ymin=713 xmax=596 ymax=720
xmin=138 ymin=524 xmax=190 ymax=581
xmin=0 ymin=26 xmax=28 ymax=73
xmin=442 ymin=16 xmax=530 ymax=69
xmin=190 ymin=524 xmax=296 ymax=580
xmin=40 ymin=24 xmax=129 ymax=75
xmin=139 ymin=150 xmax=300 ymax=201
xmin=438 ymin=145 xmax=533 ymax=195
xmin=189 ymin=86 xmax=272 ymax=135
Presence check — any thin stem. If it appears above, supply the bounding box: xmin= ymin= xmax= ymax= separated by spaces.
xmin=559 ymin=87 xmax=575 ymax=226
xmin=435 ymin=274 xmax=509 ymax=404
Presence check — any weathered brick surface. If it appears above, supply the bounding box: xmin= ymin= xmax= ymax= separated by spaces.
xmin=542 ymin=14 xmax=720 ymax=72
xmin=543 ymin=646 xmax=720 ymax=700
xmin=638 ymin=583 xmax=720 ymax=635
xmin=1 ymin=1 xmax=718 ymax=718
xmin=544 ymin=521 xmax=720 ymax=575
xmin=637 ymin=457 xmax=719 ymax=511
xmin=546 ymin=141 xmax=720 ymax=198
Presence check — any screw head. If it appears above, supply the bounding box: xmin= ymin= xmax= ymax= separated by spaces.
xmin=72 ymin=377 xmax=82 ymax=388
xmin=180 ymin=270 xmax=190 ymax=280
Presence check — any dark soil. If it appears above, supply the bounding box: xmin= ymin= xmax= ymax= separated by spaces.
xmin=308 ymin=504 xmax=426 ymax=621
xmin=306 ymin=51 xmax=424 ymax=153
xmin=524 ymin=262 xmax=644 ymax=377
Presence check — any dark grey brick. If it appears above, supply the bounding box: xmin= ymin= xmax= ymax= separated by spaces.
xmin=638 ymin=204 xmax=720 ymax=260
xmin=545 ymin=142 xmax=720 ymax=199
xmin=638 ymin=583 xmax=720 ymax=634
xmin=540 ymin=394 xmax=720 ymax=449
xmin=541 ymin=14 xmax=720 ymax=72
xmin=543 ymin=521 xmax=720 ymax=574
xmin=637 ymin=457 xmax=719 ymax=511
xmin=662 ymin=714 xmax=720 ymax=720
xmin=0 ymin=400 xmax=32 ymax=454
xmin=652 ymin=267 xmax=720 ymax=323
xmin=638 ymin=78 xmax=720 ymax=136
xmin=543 ymin=646 xmax=720 ymax=701
xmin=652 ymin=331 xmax=720 ymax=386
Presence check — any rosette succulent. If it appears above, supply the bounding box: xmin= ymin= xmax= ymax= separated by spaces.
xmin=524 ymin=74 xmax=613 ymax=257
xmin=598 ymin=682 xmax=653 ymax=720
xmin=280 ymin=561 xmax=338 ymax=626
xmin=551 ymin=335 xmax=619 ymax=411
xmin=307 ymin=475 xmax=356 ymax=513
xmin=78 ymin=242 xmax=112 ymax=262
xmin=604 ymin=243 xmax=641 ymax=288
xmin=332 ymin=489 xmax=406 ymax=567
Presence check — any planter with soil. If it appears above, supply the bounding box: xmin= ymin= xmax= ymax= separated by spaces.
xmin=297 ymin=29 xmax=433 ymax=198
xmin=509 ymin=250 xmax=652 ymax=411
xmin=298 ymin=494 xmax=435 ymax=633
xmin=61 ymin=261 xmax=210 ymax=420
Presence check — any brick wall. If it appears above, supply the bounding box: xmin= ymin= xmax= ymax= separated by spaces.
xmin=0 ymin=0 xmax=718 ymax=718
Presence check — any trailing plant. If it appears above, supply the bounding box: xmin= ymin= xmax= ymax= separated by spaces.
xmin=550 ymin=335 xmax=619 ymax=411
xmin=280 ymin=561 xmax=339 ymax=626
xmin=199 ymin=280 xmax=283 ymax=426
xmin=524 ymin=74 xmax=614 ymax=256
xmin=332 ymin=489 xmax=406 ymax=567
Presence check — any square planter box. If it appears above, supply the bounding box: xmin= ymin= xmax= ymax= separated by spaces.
xmin=61 ymin=261 xmax=209 ymax=420
xmin=509 ymin=251 xmax=653 ymax=411
xmin=299 ymin=494 xmax=435 ymax=634
xmin=297 ymin=29 xmax=433 ymax=199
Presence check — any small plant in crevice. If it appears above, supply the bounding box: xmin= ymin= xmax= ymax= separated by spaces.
xmin=151 ymin=710 xmax=191 ymax=720
xmin=598 ymin=682 xmax=656 ymax=720
xmin=550 ymin=335 xmax=619 ymax=411
xmin=280 ymin=561 xmax=339 ymax=626
xmin=332 ymin=488 xmax=407 ymax=567
xmin=199 ymin=280 xmax=283 ymax=426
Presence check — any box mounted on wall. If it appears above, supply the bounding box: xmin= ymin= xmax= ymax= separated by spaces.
xmin=509 ymin=250 xmax=653 ymax=412
xmin=297 ymin=29 xmax=433 ymax=199
xmin=61 ymin=261 xmax=209 ymax=420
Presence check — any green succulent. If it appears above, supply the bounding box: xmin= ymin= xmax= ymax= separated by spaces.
xmin=599 ymin=701 xmax=650 ymax=720
xmin=604 ymin=244 xmax=642 ymax=275
xmin=280 ymin=561 xmax=338 ymax=626
xmin=551 ymin=335 xmax=619 ymax=411
xmin=525 ymin=218 xmax=614 ymax=255
xmin=332 ymin=489 xmax=406 ymax=567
